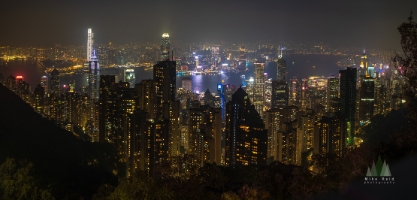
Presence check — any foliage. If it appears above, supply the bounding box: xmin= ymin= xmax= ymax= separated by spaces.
xmin=0 ymin=158 xmax=54 ymax=200
xmin=108 ymin=171 xmax=173 ymax=200
xmin=394 ymin=12 xmax=417 ymax=127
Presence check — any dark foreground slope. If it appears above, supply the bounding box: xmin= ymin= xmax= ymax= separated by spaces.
xmin=0 ymin=84 xmax=118 ymax=199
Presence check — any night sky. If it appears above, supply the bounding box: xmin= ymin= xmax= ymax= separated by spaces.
xmin=0 ymin=0 xmax=416 ymax=50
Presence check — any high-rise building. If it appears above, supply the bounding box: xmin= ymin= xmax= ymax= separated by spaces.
xmin=314 ymin=115 xmax=343 ymax=157
xmin=289 ymin=78 xmax=300 ymax=106
xmin=271 ymin=80 xmax=288 ymax=108
xmin=88 ymin=49 xmax=100 ymax=101
xmin=277 ymin=48 xmax=286 ymax=82
xmin=253 ymin=63 xmax=265 ymax=118
xmin=122 ymin=68 xmax=136 ymax=88
xmin=359 ymin=77 xmax=375 ymax=122
xmin=161 ymin=33 xmax=170 ymax=61
xmin=40 ymin=76 xmax=48 ymax=96
xmin=50 ymin=69 xmax=60 ymax=94
xmin=33 ymin=84 xmax=44 ymax=114
xmin=87 ymin=28 xmax=93 ymax=62
xmin=339 ymin=67 xmax=357 ymax=147
xmin=136 ymin=80 xmax=156 ymax=119
xmin=187 ymin=104 xmax=222 ymax=166
xmin=153 ymin=60 xmax=176 ymax=118
xmin=225 ymin=88 xmax=267 ymax=168
xmin=326 ymin=76 xmax=339 ymax=112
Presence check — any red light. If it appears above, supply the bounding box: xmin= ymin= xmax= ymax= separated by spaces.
xmin=16 ymin=76 xmax=23 ymax=79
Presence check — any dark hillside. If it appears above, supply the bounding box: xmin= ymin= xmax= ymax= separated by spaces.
xmin=0 ymin=83 xmax=119 ymax=199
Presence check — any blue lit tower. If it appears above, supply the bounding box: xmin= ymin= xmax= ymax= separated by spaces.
xmin=89 ymin=49 xmax=100 ymax=101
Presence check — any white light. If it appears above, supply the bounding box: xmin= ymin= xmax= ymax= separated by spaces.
xmin=162 ymin=33 xmax=169 ymax=38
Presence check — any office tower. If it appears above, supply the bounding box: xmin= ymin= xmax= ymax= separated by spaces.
xmin=33 ymin=84 xmax=44 ymax=114
xmin=50 ymin=69 xmax=60 ymax=94
xmin=187 ymin=104 xmax=222 ymax=166
xmin=359 ymin=52 xmax=369 ymax=78
xmin=327 ymin=76 xmax=339 ymax=112
xmin=253 ymin=63 xmax=265 ymax=118
xmin=88 ymin=49 xmax=100 ymax=101
xmin=87 ymin=28 xmax=93 ymax=62
xmin=98 ymin=75 xmax=118 ymax=142
xmin=40 ymin=76 xmax=48 ymax=96
xmin=225 ymin=88 xmax=267 ymax=167
xmin=297 ymin=110 xmax=315 ymax=165
xmin=314 ymin=115 xmax=343 ymax=157
xmin=289 ymin=78 xmax=300 ymax=106
xmin=277 ymin=47 xmax=286 ymax=82
xmin=161 ymin=33 xmax=170 ymax=61
xmin=264 ymin=78 xmax=273 ymax=109
xmin=99 ymin=75 xmax=136 ymax=165
xmin=300 ymin=78 xmax=308 ymax=111
xmin=128 ymin=109 xmax=150 ymax=176
xmin=359 ymin=77 xmax=375 ymax=122
xmin=339 ymin=67 xmax=357 ymax=147
xmin=271 ymin=80 xmax=289 ymax=108
xmin=122 ymin=68 xmax=136 ymax=88
xmin=136 ymin=80 xmax=156 ymax=119
xmin=153 ymin=60 xmax=176 ymax=118
xmin=265 ymin=108 xmax=284 ymax=163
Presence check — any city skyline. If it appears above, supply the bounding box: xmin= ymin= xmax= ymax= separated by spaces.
xmin=0 ymin=0 xmax=415 ymax=50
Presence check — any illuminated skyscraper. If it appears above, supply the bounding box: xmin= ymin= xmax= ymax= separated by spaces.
xmin=271 ymin=80 xmax=288 ymax=108
xmin=339 ymin=67 xmax=357 ymax=147
xmin=153 ymin=60 xmax=176 ymax=118
xmin=253 ymin=63 xmax=265 ymax=118
xmin=277 ymin=46 xmax=286 ymax=82
xmin=121 ymin=68 xmax=135 ymax=88
xmin=87 ymin=28 xmax=93 ymax=62
xmin=89 ymin=49 xmax=100 ymax=101
xmin=40 ymin=76 xmax=48 ymax=95
xmin=289 ymin=78 xmax=299 ymax=106
xmin=327 ymin=76 xmax=339 ymax=112
xmin=225 ymin=88 xmax=267 ymax=168
xmin=50 ymin=69 xmax=60 ymax=94
xmin=359 ymin=77 xmax=375 ymax=122
xmin=161 ymin=33 xmax=170 ymax=61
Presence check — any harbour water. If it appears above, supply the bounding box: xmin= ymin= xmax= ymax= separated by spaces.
xmin=1 ymin=54 xmax=348 ymax=93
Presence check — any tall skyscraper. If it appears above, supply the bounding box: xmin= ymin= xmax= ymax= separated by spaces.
xmin=153 ymin=60 xmax=176 ymax=118
xmin=253 ymin=63 xmax=265 ymax=118
xmin=161 ymin=33 xmax=170 ymax=61
xmin=225 ymin=88 xmax=267 ymax=168
xmin=121 ymin=68 xmax=135 ymax=88
xmin=359 ymin=77 xmax=375 ymax=122
xmin=87 ymin=28 xmax=93 ymax=62
xmin=89 ymin=49 xmax=100 ymax=101
xmin=277 ymin=47 xmax=286 ymax=82
xmin=327 ymin=76 xmax=339 ymax=112
xmin=271 ymin=80 xmax=289 ymax=108
xmin=40 ymin=76 xmax=48 ymax=96
xmin=289 ymin=78 xmax=299 ymax=106
xmin=339 ymin=67 xmax=357 ymax=147
xmin=50 ymin=69 xmax=60 ymax=94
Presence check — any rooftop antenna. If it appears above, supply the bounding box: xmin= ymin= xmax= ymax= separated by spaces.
xmin=171 ymin=50 xmax=174 ymax=61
